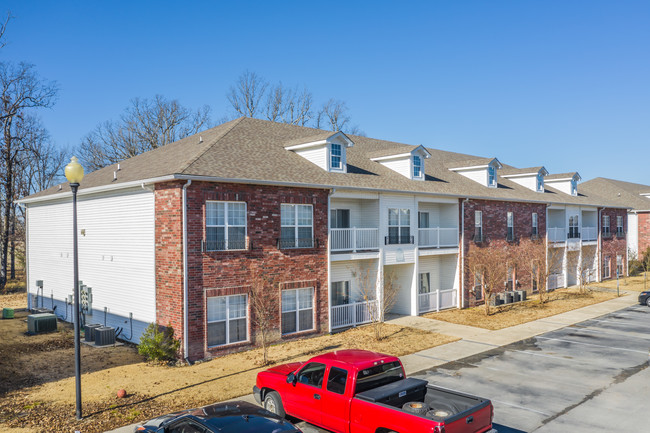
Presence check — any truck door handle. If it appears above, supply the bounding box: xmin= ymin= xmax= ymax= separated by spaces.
xmin=313 ymin=393 xmax=321 ymax=400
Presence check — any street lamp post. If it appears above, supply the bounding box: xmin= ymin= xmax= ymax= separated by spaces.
xmin=65 ymin=156 xmax=84 ymax=420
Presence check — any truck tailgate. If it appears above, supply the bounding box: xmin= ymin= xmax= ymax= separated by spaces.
xmin=441 ymin=401 xmax=493 ymax=433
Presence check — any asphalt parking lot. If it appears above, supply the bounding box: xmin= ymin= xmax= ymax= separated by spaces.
xmin=295 ymin=304 xmax=650 ymax=433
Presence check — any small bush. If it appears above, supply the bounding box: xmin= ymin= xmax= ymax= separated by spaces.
xmin=138 ymin=322 xmax=180 ymax=362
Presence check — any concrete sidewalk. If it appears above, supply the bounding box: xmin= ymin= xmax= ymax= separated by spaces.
xmin=106 ymin=292 xmax=639 ymax=432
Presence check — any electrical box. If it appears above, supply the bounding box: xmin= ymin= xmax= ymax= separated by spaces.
xmin=36 ymin=280 xmax=43 ymax=288
xmin=3 ymin=308 xmax=14 ymax=319
xmin=27 ymin=313 xmax=57 ymax=334
xmin=95 ymin=327 xmax=115 ymax=346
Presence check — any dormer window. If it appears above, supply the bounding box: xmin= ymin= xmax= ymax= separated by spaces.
xmin=571 ymin=179 xmax=578 ymax=196
xmin=331 ymin=143 xmax=342 ymax=170
xmin=544 ymin=172 xmax=581 ymax=196
xmin=536 ymin=173 xmax=544 ymax=192
xmin=488 ymin=166 xmax=497 ymax=187
xmin=413 ymin=155 xmax=423 ymax=179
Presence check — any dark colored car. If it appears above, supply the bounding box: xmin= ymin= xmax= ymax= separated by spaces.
xmin=134 ymin=400 xmax=302 ymax=433
xmin=639 ymin=291 xmax=650 ymax=307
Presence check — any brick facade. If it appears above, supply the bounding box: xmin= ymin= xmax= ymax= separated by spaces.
xmin=462 ymin=199 xmax=547 ymax=308
xmin=155 ymin=180 xmax=329 ymax=361
xmin=638 ymin=212 xmax=650 ymax=259
xmin=601 ymin=208 xmax=628 ymax=279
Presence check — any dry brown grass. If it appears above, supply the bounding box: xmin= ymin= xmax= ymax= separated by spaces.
xmin=425 ymin=288 xmax=618 ymax=330
xmin=0 ymin=290 xmax=459 ymax=433
xmin=589 ymin=272 xmax=648 ymax=292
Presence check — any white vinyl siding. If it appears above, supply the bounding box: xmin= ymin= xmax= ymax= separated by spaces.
xmin=330 ymin=260 xmax=378 ymax=304
xmin=26 ymin=188 xmax=155 ymax=343
xmin=329 ymin=198 xmax=379 ymax=229
xmin=380 ymin=157 xmax=412 ymax=179
xmin=294 ymin=145 xmax=328 ymax=171
xmin=207 ymin=294 xmax=248 ymax=347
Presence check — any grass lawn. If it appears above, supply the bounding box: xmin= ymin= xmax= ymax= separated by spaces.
xmin=425 ymin=287 xmax=619 ymax=330
xmin=588 ymin=272 xmax=649 ymax=292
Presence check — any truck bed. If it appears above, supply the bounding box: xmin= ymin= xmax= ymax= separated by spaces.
xmin=356 ymin=378 xmax=492 ymax=425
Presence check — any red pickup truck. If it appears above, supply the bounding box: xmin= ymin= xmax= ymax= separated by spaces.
xmin=254 ymin=349 xmax=497 ymax=433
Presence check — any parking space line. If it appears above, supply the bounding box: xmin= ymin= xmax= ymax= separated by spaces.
xmin=566 ymin=326 xmax=650 ymax=341
xmin=536 ymin=336 xmax=649 ymax=354
xmin=490 ymin=399 xmax=552 ymax=417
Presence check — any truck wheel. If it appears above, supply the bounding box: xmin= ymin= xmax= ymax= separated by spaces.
xmin=263 ymin=391 xmax=285 ymax=418
xmin=402 ymin=401 xmax=428 ymax=415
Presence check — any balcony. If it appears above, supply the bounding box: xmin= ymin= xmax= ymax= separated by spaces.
xmin=331 ymin=300 xmax=378 ymax=329
xmin=582 ymin=226 xmax=597 ymax=241
xmin=330 ymin=228 xmax=379 ymax=252
xmin=418 ymin=228 xmax=458 ymax=248
xmin=548 ymin=227 xmax=566 ymax=242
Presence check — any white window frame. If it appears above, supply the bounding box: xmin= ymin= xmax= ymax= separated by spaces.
xmin=532 ymin=212 xmax=538 ymax=237
xmin=206 ymin=294 xmax=248 ymax=347
xmin=487 ymin=166 xmax=497 ymax=187
xmin=602 ymin=215 xmax=611 ymax=236
xmin=568 ymin=215 xmax=579 ymax=239
xmin=282 ymin=287 xmax=314 ymax=335
xmin=603 ymin=256 xmax=611 ymax=279
xmin=330 ymin=142 xmax=343 ymax=171
xmin=205 ymin=201 xmax=247 ymax=251
xmin=616 ymin=216 xmax=624 ymax=236
xmin=571 ymin=179 xmax=578 ymax=196
xmin=388 ymin=208 xmax=411 ymax=244
xmin=330 ymin=208 xmax=350 ymax=229
xmin=418 ymin=211 xmax=430 ymax=229
xmin=413 ymin=155 xmax=423 ymax=179
xmin=281 ymin=204 xmax=313 ymax=248
xmin=474 ymin=210 xmax=483 ymax=241
xmin=507 ymin=212 xmax=514 ymax=241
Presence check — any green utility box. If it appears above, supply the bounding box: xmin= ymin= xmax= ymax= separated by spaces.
xmin=2 ymin=308 xmax=14 ymax=319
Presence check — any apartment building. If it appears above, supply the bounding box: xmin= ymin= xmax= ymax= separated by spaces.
xmin=20 ymin=117 xmax=628 ymax=360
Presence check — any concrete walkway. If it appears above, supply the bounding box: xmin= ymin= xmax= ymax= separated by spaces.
xmin=106 ymin=292 xmax=639 ymax=432
xmin=391 ymin=292 xmax=639 ymax=375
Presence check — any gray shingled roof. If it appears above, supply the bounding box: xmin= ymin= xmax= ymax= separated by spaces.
xmin=581 ymin=178 xmax=650 ymax=211
xmin=546 ymin=172 xmax=579 ymax=180
xmin=23 ymin=117 xmax=626 ymax=208
xmin=500 ymin=166 xmax=546 ymax=176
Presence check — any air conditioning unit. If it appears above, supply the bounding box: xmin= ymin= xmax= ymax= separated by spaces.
xmin=95 ymin=327 xmax=115 ymax=346
xmin=27 ymin=313 xmax=57 ymax=334
xmin=516 ymin=290 xmax=527 ymax=302
xmin=84 ymin=323 xmax=102 ymax=342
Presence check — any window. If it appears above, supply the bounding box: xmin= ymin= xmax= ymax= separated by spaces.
xmin=205 ymin=202 xmax=246 ymax=251
xmin=531 ymin=213 xmax=538 ymax=237
xmin=387 ymin=208 xmax=411 ymax=244
xmin=331 ymin=143 xmax=342 ymax=170
xmin=487 ymin=166 xmax=496 ymax=187
xmin=616 ymin=255 xmax=624 ymax=277
xmin=536 ymin=173 xmax=544 ymax=192
xmin=282 ymin=287 xmax=314 ymax=335
xmin=331 ymin=281 xmax=350 ymax=306
xmin=355 ymin=360 xmax=403 ymax=394
xmin=297 ymin=362 xmax=326 ymax=388
xmin=413 ymin=155 xmax=423 ymax=178
xmin=602 ymin=215 xmax=611 ymax=237
xmin=616 ymin=216 xmax=624 ymax=236
xmin=330 ymin=209 xmax=350 ymax=229
xmin=507 ymin=212 xmax=514 ymax=241
xmin=418 ymin=211 xmax=430 ymax=229
xmin=474 ymin=210 xmax=483 ymax=242
xmin=603 ymin=256 xmax=611 ymax=279
xmin=327 ymin=367 xmax=348 ymax=395
xmin=571 ymin=179 xmax=578 ymax=196
xmin=474 ymin=271 xmax=483 ymax=300
xmin=568 ymin=215 xmax=579 ymax=239
xmin=419 ymin=272 xmax=431 ymax=294
xmin=207 ymin=294 xmax=247 ymax=347
xmin=281 ymin=204 xmax=313 ymax=248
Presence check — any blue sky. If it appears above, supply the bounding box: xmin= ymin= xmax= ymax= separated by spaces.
xmin=3 ymin=1 xmax=649 ymax=184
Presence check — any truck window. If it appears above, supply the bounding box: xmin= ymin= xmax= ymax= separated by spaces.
xmin=326 ymin=366 xmax=348 ymax=395
xmin=297 ymin=362 xmax=327 ymax=388
xmin=354 ymin=361 xmax=404 ymax=394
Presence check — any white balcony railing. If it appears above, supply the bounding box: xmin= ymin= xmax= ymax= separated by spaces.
xmin=330 ymin=228 xmax=379 ymax=252
xmin=418 ymin=228 xmax=458 ymax=248
xmin=548 ymin=227 xmax=566 ymax=242
xmin=418 ymin=288 xmax=457 ymax=313
xmin=582 ymin=226 xmax=597 ymax=241
xmin=331 ymin=300 xmax=378 ymax=329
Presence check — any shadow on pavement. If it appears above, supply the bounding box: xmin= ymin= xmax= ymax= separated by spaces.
xmin=493 ymin=423 xmax=527 ymax=433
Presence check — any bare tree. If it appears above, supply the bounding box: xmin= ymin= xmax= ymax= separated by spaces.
xmin=264 ymin=83 xmax=314 ymax=126
xmin=228 ymin=71 xmax=268 ymax=118
xmin=0 ymin=62 xmax=58 ymax=290
xmin=0 ymin=11 xmax=10 ymax=50
xmin=466 ymin=241 xmax=512 ymax=315
xmin=316 ymin=99 xmax=350 ymax=132
xmin=78 ymin=95 xmax=211 ymax=170
xmin=358 ymin=268 xmax=399 ymax=341
xmin=249 ymin=268 xmax=279 ymax=366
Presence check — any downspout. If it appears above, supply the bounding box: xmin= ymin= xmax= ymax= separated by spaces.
xmin=182 ymin=179 xmax=192 ymax=361
xmin=327 ymin=188 xmax=334 ymax=333
xmin=460 ymin=198 xmax=469 ymax=309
